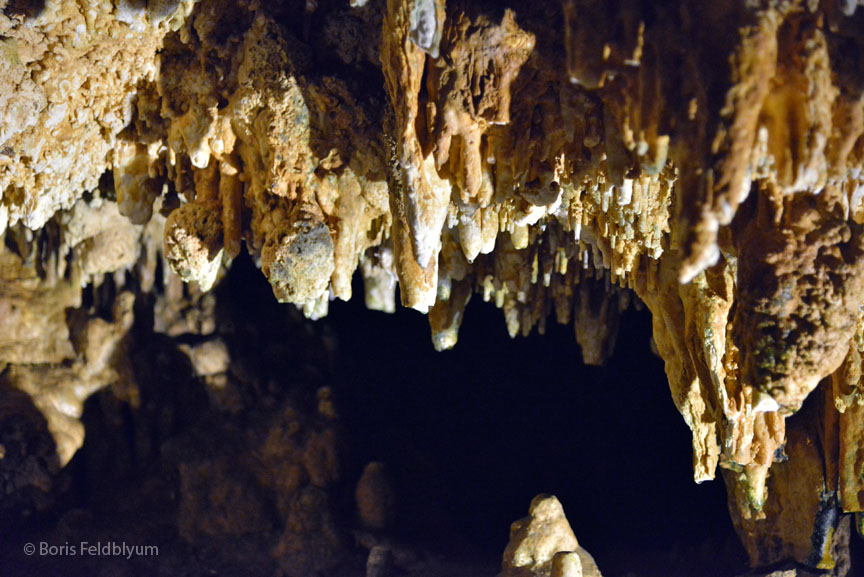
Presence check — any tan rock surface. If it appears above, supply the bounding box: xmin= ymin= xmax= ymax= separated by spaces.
xmin=500 ymin=495 xmax=601 ymax=577
xmin=550 ymin=552 xmax=581 ymax=577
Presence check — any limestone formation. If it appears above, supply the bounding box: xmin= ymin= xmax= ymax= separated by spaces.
xmin=550 ymin=552 xmax=581 ymax=577
xmin=499 ymin=494 xmax=602 ymax=577
xmin=1 ymin=0 xmax=864 ymax=573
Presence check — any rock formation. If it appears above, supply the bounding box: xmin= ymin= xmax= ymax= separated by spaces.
xmin=499 ymin=494 xmax=602 ymax=577
xmin=1 ymin=0 xmax=864 ymax=574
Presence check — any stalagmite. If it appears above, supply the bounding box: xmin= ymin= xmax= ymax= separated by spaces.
xmin=499 ymin=495 xmax=602 ymax=577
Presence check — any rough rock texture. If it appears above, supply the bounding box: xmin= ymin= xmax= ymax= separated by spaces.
xmin=0 ymin=196 xmax=148 ymax=467
xmin=0 ymin=0 xmax=195 ymax=232
xmin=724 ymin=395 xmax=852 ymax=575
xmin=2 ymin=0 xmax=864 ymax=573
xmin=499 ymin=495 xmax=602 ymax=577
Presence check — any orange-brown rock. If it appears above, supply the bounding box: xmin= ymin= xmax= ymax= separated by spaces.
xmin=732 ymin=187 xmax=864 ymax=412
xmin=725 ymin=395 xmax=851 ymax=574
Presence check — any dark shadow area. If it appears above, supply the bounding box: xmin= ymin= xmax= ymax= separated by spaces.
xmin=0 ymin=381 xmax=60 ymax=534
xmin=326 ymin=271 xmax=749 ymax=577
xmin=3 ymin=0 xmax=45 ymax=19
xmin=0 ymin=248 xmax=837 ymax=577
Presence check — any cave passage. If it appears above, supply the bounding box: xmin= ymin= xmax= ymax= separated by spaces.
xmin=189 ymin=250 xmax=750 ymax=576
xmin=296 ymin=260 xmax=751 ymax=576
xmin=0 ymin=251 xmax=749 ymax=577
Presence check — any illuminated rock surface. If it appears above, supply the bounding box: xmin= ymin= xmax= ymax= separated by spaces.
xmin=499 ymin=494 xmax=602 ymax=577
xmin=1 ymin=0 xmax=864 ymax=575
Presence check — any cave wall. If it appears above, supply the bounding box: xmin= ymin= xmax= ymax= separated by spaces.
xmin=2 ymin=0 xmax=864 ymax=571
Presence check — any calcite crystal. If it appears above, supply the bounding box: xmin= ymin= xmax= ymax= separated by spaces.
xmin=2 ymin=0 xmax=864 ymax=572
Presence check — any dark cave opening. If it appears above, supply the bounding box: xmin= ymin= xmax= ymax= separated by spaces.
xmin=221 ymin=251 xmax=749 ymax=576
xmin=1 ymin=250 xmax=751 ymax=577
xmin=322 ymin=271 xmax=749 ymax=576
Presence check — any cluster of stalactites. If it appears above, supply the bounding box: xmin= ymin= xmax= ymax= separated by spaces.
xmin=3 ymin=1 xmax=864 ymax=568
xmin=58 ymin=1 xmax=864 ymax=506
xmin=118 ymin=0 xmax=676 ymax=363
